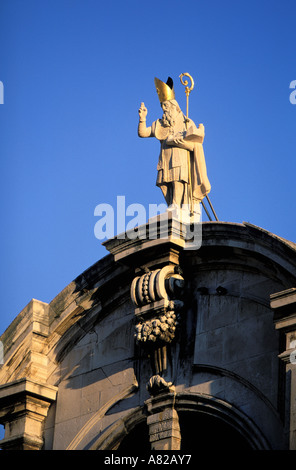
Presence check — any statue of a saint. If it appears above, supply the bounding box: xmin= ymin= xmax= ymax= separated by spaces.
xmin=138 ymin=77 xmax=211 ymax=213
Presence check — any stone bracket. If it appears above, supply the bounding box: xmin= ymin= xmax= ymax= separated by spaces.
xmin=131 ymin=265 xmax=184 ymax=396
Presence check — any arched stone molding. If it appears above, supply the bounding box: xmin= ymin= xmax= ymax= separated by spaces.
xmin=88 ymin=389 xmax=271 ymax=450
xmin=174 ymin=391 xmax=270 ymax=450
xmin=188 ymin=364 xmax=286 ymax=449
xmin=65 ymin=381 xmax=139 ymax=450
xmin=89 ymin=406 xmax=147 ymax=450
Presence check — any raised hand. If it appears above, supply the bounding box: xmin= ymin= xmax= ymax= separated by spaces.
xmin=138 ymin=102 xmax=147 ymax=121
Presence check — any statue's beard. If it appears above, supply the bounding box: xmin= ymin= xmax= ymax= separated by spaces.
xmin=162 ymin=111 xmax=175 ymax=128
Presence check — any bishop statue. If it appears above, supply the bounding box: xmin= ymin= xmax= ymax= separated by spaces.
xmin=138 ymin=76 xmax=211 ymax=216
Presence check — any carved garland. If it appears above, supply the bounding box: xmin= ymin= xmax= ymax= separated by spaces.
xmin=131 ymin=265 xmax=184 ymax=347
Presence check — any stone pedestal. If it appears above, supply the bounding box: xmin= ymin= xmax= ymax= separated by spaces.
xmin=103 ymin=212 xmax=188 ymax=268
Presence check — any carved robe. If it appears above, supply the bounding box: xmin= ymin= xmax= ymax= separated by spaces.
xmin=151 ymin=114 xmax=211 ymax=203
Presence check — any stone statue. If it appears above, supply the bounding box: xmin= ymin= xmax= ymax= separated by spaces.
xmin=138 ymin=76 xmax=211 ymax=213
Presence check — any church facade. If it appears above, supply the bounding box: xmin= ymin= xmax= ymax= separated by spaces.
xmin=0 ymin=219 xmax=296 ymax=450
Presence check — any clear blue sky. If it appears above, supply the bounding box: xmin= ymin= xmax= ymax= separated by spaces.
xmin=0 ymin=0 xmax=295 ymax=336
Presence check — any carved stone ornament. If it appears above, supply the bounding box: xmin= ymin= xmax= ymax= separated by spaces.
xmin=131 ymin=265 xmax=184 ymax=347
xmin=131 ymin=264 xmax=184 ymax=395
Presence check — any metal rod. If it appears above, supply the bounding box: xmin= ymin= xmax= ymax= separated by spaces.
xmin=202 ymin=200 xmax=212 ymax=221
xmin=206 ymin=195 xmax=219 ymax=221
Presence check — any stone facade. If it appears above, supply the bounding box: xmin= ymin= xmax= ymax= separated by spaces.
xmin=1 ymin=220 xmax=296 ymax=450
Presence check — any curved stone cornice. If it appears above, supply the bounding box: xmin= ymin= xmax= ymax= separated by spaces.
xmin=199 ymin=222 xmax=296 ymax=277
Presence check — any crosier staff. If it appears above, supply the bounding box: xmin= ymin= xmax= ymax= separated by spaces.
xmin=179 ymin=73 xmax=218 ymax=221
xmin=179 ymin=73 xmax=194 ymax=214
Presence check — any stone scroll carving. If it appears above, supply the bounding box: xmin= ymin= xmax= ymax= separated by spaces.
xmin=130 ymin=265 xmax=184 ymax=395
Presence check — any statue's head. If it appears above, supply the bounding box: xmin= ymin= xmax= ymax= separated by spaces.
xmin=154 ymin=77 xmax=182 ymax=127
xmin=161 ymin=100 xmax=181 ymax=127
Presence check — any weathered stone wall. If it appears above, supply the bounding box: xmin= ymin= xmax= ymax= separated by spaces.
xmin=1 ymin=221 xmax=296 ymax=450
